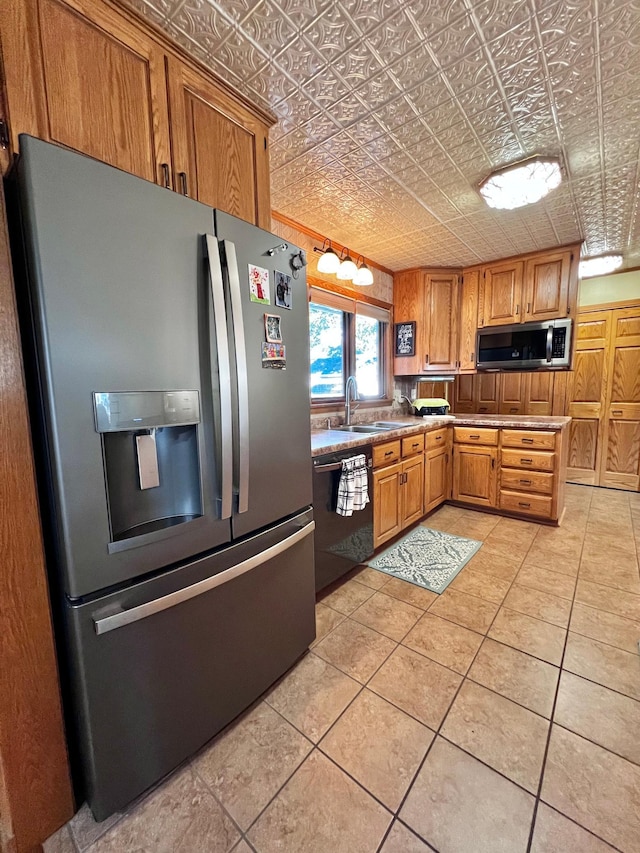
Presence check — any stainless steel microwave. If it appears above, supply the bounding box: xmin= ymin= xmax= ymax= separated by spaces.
xmin=476 ymin=318 xmax=572 ymax=370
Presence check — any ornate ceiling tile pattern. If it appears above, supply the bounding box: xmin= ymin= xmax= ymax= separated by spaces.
xmin=125 ymin=0 xmax=640 ymax=271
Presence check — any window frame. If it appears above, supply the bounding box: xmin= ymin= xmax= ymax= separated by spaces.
xmin=308 ymin=282 xmax=393 ymax=411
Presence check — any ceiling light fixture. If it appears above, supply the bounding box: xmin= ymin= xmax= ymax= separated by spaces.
xmin=354 ymin=256 xmax=374 ymax=286
xmin=479 ymin=156 xmax=562 ymax=210
xmin=337 ymin=248 xmax=358 ymax=281
xmin=579 ymin=254 xmax=623 ymax=278
xmin=314 ymin=239 xmax=340 ymax=274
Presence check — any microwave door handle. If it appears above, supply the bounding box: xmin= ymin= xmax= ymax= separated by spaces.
xmin=205 ymin=234 xmax=233 ymax=519
xmin=546 ymin=325 xmax=553 ymax=362
xmin=224 ymin=239 xmax=249 ymax=514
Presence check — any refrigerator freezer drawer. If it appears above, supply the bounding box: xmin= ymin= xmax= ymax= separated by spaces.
xmin=64 ymin=509 xmax=315 ymax=820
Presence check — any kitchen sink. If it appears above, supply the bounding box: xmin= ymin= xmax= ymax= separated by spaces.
xmin=333 ymin=424 xmax=392 ymax=433
xmin=370 ymin=421 xmax=411 ymax=428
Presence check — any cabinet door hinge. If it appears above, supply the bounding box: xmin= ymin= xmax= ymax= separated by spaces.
xmin=0 ymin=119 xmax=9 ymax=150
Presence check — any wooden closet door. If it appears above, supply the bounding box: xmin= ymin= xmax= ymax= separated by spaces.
xmin=499 ymin=372 xmax=525 ymax=415
xmin=566 ymin=311 xmax=610 ymax=484
xmin=11 ymin=0 xmax=171 ymax=184
xmin=600 ymin=308 xmax=640 ymax=490
xmin=525 ymin=372 xmax=554 ymax=415
xmin=167 ymin=58 xmax=271 ymax=228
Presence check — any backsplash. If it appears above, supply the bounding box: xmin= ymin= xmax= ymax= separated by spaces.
xmin=309 ymin=377 xmax=453 ymax=429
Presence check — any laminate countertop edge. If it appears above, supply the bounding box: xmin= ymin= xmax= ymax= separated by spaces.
xmin=311 ymin=414 xmax=571 ymax=456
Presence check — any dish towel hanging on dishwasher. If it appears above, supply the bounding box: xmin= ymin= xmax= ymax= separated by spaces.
xmin=336 ymin=454 xmax=369 ymax=516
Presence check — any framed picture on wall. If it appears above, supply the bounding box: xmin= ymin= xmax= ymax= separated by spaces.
xmin=395 ymin=321 xmax=416 ymax=357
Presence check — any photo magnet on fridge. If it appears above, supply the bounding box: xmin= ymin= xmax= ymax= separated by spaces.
xmin=262 ymin=342 xmax=286 ymax=369
xmin=248 ymin=264 xmax=270 ymax=304
xmin=264 ymin=313 xmax=282 ymax=343
xmin=275 ymin=271 xmax=292 ymax=309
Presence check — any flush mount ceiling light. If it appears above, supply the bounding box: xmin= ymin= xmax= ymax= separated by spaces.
xmin=479 ymin=156 xmax=562 ymax=210
xmin=314 ymin=239 xmax=340 ymax=274
xmin=579 ymin=254 xmax=623 ymax=278
xmin=354 ymin=256 xmax=374 ymax=286
xmin=337 ymin=248 xmax=358 ymax=281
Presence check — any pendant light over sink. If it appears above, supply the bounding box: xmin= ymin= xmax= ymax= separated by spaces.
xmin=336 ymin=247 xmax=358 ymax=280
xmin=313 ymin=240 xmax=374 ymax=284
xmin=314 ymin=239 xmax=340 ymax=274
xmin=479 ymin=156 xmax=562 ymax=209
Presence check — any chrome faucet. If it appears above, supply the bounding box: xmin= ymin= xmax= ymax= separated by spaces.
xmin=345 ymin=375 xmax=359 ymax=425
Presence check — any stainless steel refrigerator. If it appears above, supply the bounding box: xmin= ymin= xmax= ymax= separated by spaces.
xmin=12 ymin=136 xmax=315 ymax=820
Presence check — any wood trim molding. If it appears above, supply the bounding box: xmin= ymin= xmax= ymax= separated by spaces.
xmin=0 ymin=184 xmax=74 ymax=850
xmin=307 ymin=274 xmax=392 ymax=311
xmin=272 ymin=210 xmax=394 ymax=277
xmin=578 ymin=298 xmax=640 ymax=313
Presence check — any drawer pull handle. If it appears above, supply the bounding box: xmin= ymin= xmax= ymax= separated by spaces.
xmin=436 ymin=435 xmax=442 ymax=441
xmin=510 ymin=407 xmax=518 ymax=413
xmin=412 ymin=443 xmax=420 ymax=448
xmin=521 ymin=437 xmax=534 ymax=443
xmin=613 ymin=410 xmax=623 ymax=416
xmin=470 ymin=434 xmax=480 ymax=439
xmin=479 ymin=407 xmax=488 ymax=412
xmin=385 ymin=450 xmax=393 ymax=456
xmin=520 ymin=479 xmax=532 ymax=485
xmin=518 ymin=502 xmax=531 ymax=508
xmin=521 ymin=458 xmax=532 ymax=464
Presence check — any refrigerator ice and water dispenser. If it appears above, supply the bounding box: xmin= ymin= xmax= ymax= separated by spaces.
xmin=94 ymin=391 xmax=203 ymax=547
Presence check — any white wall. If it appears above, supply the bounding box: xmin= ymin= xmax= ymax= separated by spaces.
xmin=579 ymin=269 xmax=640 ymax=307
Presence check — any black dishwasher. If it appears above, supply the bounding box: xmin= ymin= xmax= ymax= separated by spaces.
xmin=312 ymin=445 xmax=374 ymax=592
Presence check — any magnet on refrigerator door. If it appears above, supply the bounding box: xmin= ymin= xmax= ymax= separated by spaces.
xmin=248 ymin=263 xmax=270 ymax=304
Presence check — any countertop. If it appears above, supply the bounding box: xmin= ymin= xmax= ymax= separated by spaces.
xmin=311 ymin=413 xmax=571 ymax=457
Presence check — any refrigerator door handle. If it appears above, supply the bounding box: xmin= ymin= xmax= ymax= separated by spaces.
xmin=92 ymin=520 xmax=315 ymax=635
xmin=223 ymin=239 xmax=249 ymax=514
xmin=205 ymin=234 xmax=233 ymax=519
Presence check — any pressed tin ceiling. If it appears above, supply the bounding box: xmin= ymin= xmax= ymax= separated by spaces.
xmin=123 ymin=0 xmax=640 ymax=272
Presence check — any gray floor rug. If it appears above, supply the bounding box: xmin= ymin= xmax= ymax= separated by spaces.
xmin=367 ymin=525 xmax=482 ymax=593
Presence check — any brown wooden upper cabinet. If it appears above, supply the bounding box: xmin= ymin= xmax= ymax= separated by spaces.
xmin=480 ymin=259 xmax=524 ymax=326
xmin=1 ymin=0 xmax=273 ymax=227
xmin=393 ymin=269 xmax=459 ymax=375
xmin=458 ymin=267 xmax=480 ymax=372
xmin=479 ymin=246 xmax=577 ymax=328
xmin=166 ymin=58 xmax=271 ymax=229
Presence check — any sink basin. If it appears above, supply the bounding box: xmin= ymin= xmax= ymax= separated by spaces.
xmin=370 ymin=421 xmax=411 ymax=428
xmin=333 ymin=424 xmax=391 ymax=433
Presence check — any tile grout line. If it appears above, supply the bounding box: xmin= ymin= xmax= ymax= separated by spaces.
xmin=373 ymin=515 xmax=545 ymax=852
xmin=524 ymin=486 xmax=594 ymax=853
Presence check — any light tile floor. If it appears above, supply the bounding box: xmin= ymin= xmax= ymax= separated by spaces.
xmin=45 ymin=484 xmax=640 ymax=853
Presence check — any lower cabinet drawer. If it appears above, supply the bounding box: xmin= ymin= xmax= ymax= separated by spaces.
xmin=501 ymin=448 xmax=555 ymax=472
xmin=426 ymin=427 xmax=449 ymax=450
xmin=402 ymin=433 xmax=424 ymax=457
xmin=373 ymin=440 xmax=401 ymax=467
xmin=502 ymin=429 xmax=556 ymax=450
xmin=500 ymin=489 xmax=553 ymax=519
xmin=500 ymin=467 xmax=554 ymax=495
xmin=453 ymin=427 xmax=499 ymax=446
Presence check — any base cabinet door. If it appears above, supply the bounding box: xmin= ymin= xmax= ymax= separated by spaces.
xmin=401 ymin=454 xmax=424 ymax=527
xmin=425 ymin=446 xmax=450 ymax=512
xmin=373 ymin=462 xmax=403 ymax=549
xmin=452 ymin=444 xmax=497 ymax=507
